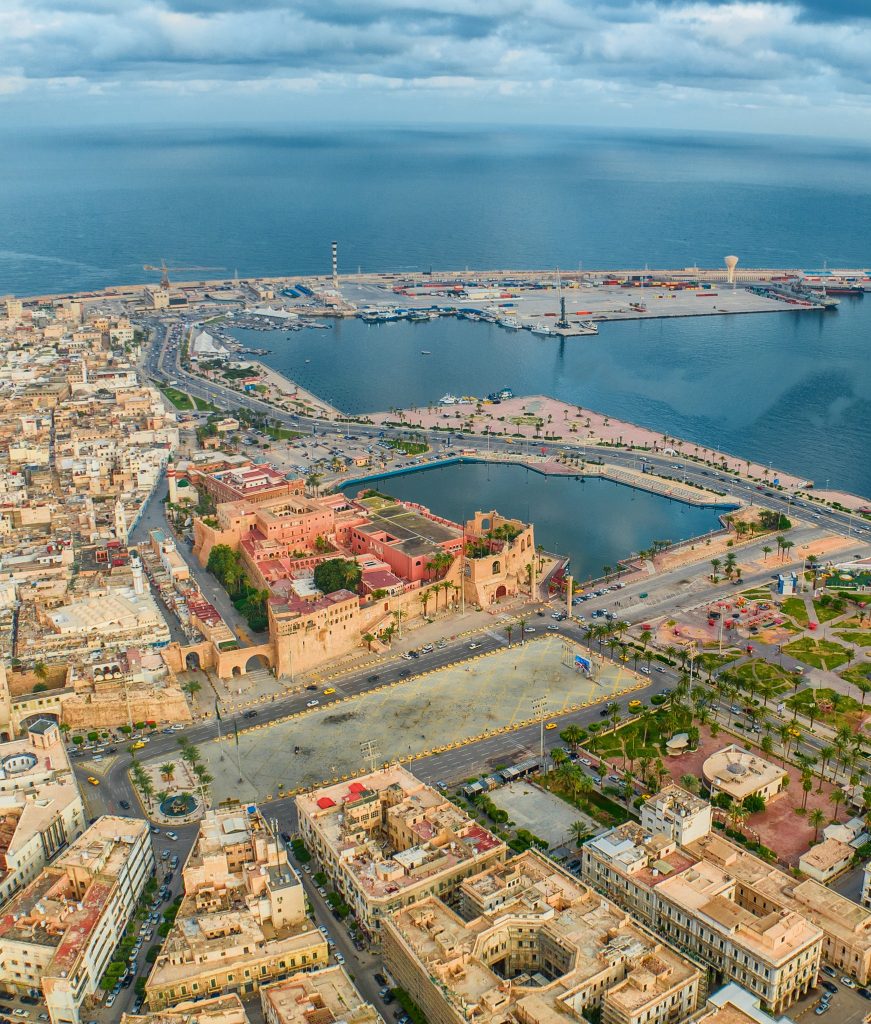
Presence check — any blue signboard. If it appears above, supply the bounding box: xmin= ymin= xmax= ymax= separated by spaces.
xmin=574 ymin=654 xmax=592 ymax=673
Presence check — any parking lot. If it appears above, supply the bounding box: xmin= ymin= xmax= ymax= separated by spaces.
xmin=194 ymin=636 xmax=642 ymax=803
xmin=488 ymin=780 xmax=600 ymax=848
xmin=788 ymin=973 xmax=871 ymax=1024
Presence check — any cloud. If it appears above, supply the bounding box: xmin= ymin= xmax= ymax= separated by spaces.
xmin=2 ymin=0 xmax=871 ymax=130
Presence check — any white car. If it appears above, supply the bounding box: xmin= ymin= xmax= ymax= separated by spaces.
xmin=468 ymin=642 xmax=480 ymax=650
xmin=524 ymin=627 xmax=535 ymax=633
xmin=307 ymin=699 xmax=320 ymax=708
xmin=335 ymin=953 xmax=345 ymax=965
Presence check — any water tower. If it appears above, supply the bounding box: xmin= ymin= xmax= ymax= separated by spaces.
xmin=724 ymin=255 xmax=739 ymax=287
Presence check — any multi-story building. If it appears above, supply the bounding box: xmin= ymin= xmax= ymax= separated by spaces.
xmin=296 ymin=767 xmax=507 ymax=935
xmin=384 ymin=850 xmax=702 ymax=1024
xmin=581 ymin=824 xmax=821 ymax=1013
xmin=686 ymin=830 xmax=871 ymax=985
xmin=124 ymin=993 xmax=251 ymax=1024
xmin=640 ymin=785 xmax=712 ymax=846
xmin=260 ymin=967 xmax=381 ymax=1024
xmin=0 ymin=718 xmax=86 ymax=905
xmin=145 ymin=806 xmax=327 ymax=1010
xmin=0 ymin=816 xmax=154 ymax=1024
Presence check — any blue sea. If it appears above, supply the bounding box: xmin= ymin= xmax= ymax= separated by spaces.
xmin=1 ymin=124 xmax=869 ymax=496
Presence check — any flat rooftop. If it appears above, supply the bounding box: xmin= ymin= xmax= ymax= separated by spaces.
xmin=261 ymin=967 xmax=379 ymax=1024
xmin=353 ymin=496 xmax=461 ymax=552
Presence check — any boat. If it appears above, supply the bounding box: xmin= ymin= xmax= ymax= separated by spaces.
xmin=497 ymin=387 xmax=514 ymax=399
xmin=498 ymin=317 xmax=521 ymax=330
xmin=439 ymin=393 xmax=460 ymax=405
xmin=529 ymin=325 xmax=557 ymax=336
xmin=420 ymin=350 xmax=432 ymax=355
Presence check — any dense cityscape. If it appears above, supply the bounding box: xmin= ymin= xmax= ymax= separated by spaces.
xmin=0 ymin=252 xmax=869 ymax=1024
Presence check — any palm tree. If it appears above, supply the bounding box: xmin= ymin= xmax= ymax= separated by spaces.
xmin=140 ymin=776 xmax=155 ymax=808
xmin=680 ymin=774 xmax=699 ymax=794
xmin=182 ymin=679 xmax=202 ymax=699
xmin=808 ymin=807 xmax=826 ymax=842
xmin=729 ymin=804 xmax=750 ymax=835
xmin=504 ymin=624 xmax=514 ymax=646
xmin=363 ymin=632 xmax=375 ymax=651
xmin=710 ymin=558 xmax=721 ymax=580
xmin=518 ymin=617 xmax=527 ymax=644
xmin=762 ymin=545 xmax=772 ymax=562
xmin=817 ymin=744 xmax=834 ymax=791
xmin=562 ymin=724 xmax=584 ymax=753
xmin=568 ymin=820 xmax=588 ymax=847
xmin=557 ymin=761 xmax=577 ymax=792
xmin=418 ymin=590 xmax=430 ymax=617
xmin=160 ymin=762 xmax=176 ymax=783
xmin=551 ymin=748 xmax=569 ymax=768
xmin=830 ymin=789 xmax=845 ymax=823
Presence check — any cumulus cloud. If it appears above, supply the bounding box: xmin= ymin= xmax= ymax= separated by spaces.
xmin=2 ymin=0 xmax=871 ymax=126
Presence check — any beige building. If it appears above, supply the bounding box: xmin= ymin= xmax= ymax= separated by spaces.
xmin=687 ymin=830 xmax=871 ymax=985
xmin=798 ymin=838 xmax=852 ymax=884
xmin=581 ymin=824 xmax=821 ymax=1013
xmin=0 ymin=719 xmax=87 ymax=905
xmin=641 ymin=785 xmax=712 ymax=846
xmin=296 ymin=767 xmax=507 ymax=935
xmin=0 ymin=816 xmax=154 ymax=1024
xmin=123 ymin=994 xmax=251 ymax=1024
xmin=145 ymin=806 xmax=327 ymax=1010
xmin=701 ymin=747 xmax=786 ymax=805
xmin=261 ymin=967 xmax=381 ymax=1024
xmin=384 ymin=850 xmax=702 ymax=1024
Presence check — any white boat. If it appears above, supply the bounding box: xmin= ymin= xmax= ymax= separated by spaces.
xmin=439 ymin=393 xmax=459 ymax=405
xmin=529 ymin=325 xmax=557 ymax=336
xmin=499 ymin=318 xmax=521 ymax=330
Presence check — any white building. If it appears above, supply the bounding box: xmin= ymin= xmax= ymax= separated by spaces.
xmin=640 ymin=784 xmax=712 ymax=846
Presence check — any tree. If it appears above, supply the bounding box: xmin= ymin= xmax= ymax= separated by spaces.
xmin=518 ymin=617 xmax=527 ymax=644
xmin=182 ymin=679 xmax=201 ymax=698
xmin=830 ymin=788 xmax=845 ymax=822
xmin=680 ymin=774 xmax=699 ymax=794
xmin=504 ymin=624 xmax=514 ymax=646
xmin=741 ymin=794 xmax=765 ymax=814
xmin=362 ymin=633 xmax=375 ymax=652
xmin=568 ymin=820 xmax=588 ymax=847
xmin=160 ymin=762 xmax=176 ymax=783
xmin=561 ymin=724 xmax=585 ymax=753
xmin=808 ymin=807 xmax=826 ymax=842
xmin=762 ymin=545 xmax=773 ymax=562
xmin=34 ymin=661 xmax=48 ymax=682
xmin=313 ymin=558 xmax=362 ymax=595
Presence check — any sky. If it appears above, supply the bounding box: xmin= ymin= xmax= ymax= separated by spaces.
xmin=2 ymin=0 xmax=871 ymax=137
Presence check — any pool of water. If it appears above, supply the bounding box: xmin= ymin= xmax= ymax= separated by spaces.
xmin=341 ymin=460 xmax=730 ymax=580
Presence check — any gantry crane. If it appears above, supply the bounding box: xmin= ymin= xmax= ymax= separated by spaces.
xmin=143 ymin=259 xmax=225 ymax=289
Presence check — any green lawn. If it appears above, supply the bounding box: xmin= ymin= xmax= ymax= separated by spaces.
xmin=835 ymin=630 xmax=871 ymax=647
xmin=780 ymin=597 xmax=809 ymax=626
xmin=814 ymin=599 xmax=847 ymax=624
xmin=266 ymin=425 xmax=304 ymax=441
xmin=732 ymin=659 xmax=794 ymax=693
xmin=841 ymin=664 xmax=871 ymax=688
xmin=787 ymin=686 xmax=863 ymax=730
xmin=160 ymin=386 xmax=217 ymax=412
xmin=782 ymin=637 xmax=853 ymax=671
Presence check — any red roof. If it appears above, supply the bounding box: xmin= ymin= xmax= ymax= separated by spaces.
xmin=316 ymin=797 xmax=336 ymax=809
xmin=348 ymin=782 xmax=366 ymax=793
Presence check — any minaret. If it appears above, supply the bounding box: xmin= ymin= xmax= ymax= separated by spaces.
xmin=167 ymin=469 xmax=179 ymax=503
xmin=114 ymin=497 xmax=128 ymax=544
xmin=131 ymin=554 xmax=145 ymax=595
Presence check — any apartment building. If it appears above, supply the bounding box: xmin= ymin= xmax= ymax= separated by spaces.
xmin=296 ymin=767 xmax=507 ymax=935
xmin=383 ymin=850 xmax=702 ymax=1024
xmin=0 ymin=719 xmax=86 ymax=905
xmin=145 ymin=806 xmax=327 ymax=1010
xmin=695 ymin=983 xmax=798 ymax=1024
xmin=260 ymin=967 xmax=381 ymax=1024
xmin=641 ymin=785 xmax=712 ymax=847
xmin=686 ymin=831 xmax=871 ymax=985
xmin=0 ymin=816 xmax=154 ymax=1024
xmin=581 ymin=824 xmax=821 ymax=1013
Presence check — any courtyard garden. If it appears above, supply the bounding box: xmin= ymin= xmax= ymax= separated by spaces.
xmin=781 ymin=637 xmax=853 ymax=671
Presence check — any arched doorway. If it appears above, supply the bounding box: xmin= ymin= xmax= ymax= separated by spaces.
xmin=245 ymin=654 xmax=270 ymax=673
xmin=185 ymin=652 xmax=201 ymax=670
xmin=232 ymin=666 xmax=242 ymax=677
xmin=495 ymin=584 xmax=507 ymax=600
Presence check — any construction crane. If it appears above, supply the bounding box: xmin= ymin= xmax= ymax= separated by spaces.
xmin=143 ymin=259 xmax=225 ymax=290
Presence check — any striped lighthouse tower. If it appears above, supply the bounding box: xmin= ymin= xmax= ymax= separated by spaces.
xmin=331 ymin=241 xmax=338 ymax=290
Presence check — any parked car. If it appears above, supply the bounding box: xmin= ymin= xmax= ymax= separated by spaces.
xmin=243 ymin=710 xmax=258 ymax=719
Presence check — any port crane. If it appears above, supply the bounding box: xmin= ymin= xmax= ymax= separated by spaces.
xmin=143 ymin=259 xmax=225 ymax=289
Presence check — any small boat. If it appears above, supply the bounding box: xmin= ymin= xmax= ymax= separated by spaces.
xmin=420 ymin=350 xmax=431 ymax=355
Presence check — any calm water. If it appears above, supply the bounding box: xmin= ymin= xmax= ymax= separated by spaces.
xmin=341 ymin=461 xmax=727 ymax=579
xmin=1 ymin=125 xmax=869 ymax=494
xmin=243 ymin=294 xmax=871 ymax=497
